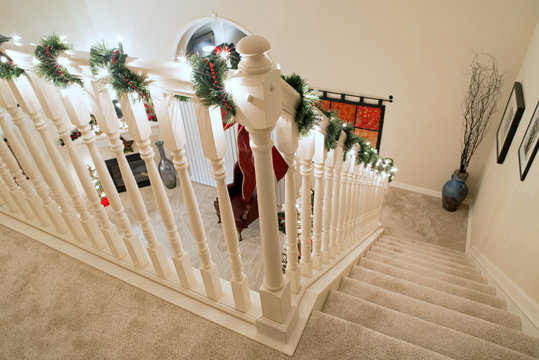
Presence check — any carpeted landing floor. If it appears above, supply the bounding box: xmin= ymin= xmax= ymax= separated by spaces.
xmin=2 ymin=223 xmax=538 ymax=359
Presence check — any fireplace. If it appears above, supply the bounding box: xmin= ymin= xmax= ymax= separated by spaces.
xmin=105 ymin=153 xmax=150 ymax=192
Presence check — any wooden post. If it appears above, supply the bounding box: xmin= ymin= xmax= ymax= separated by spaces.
xmin=311 ymin=115 xmax=328 ymax=270
xmin=230 ymin=35 xmax=295 ymax=325
xmin=24 ymin=71 xmax=105 ymax=247
xmin=0 ymin=112 xmax=50 ymax=227
xmin=297 ymin=130 xmax=315 ymax=277
xmin=342 ymin=149 xmax=356 ymax=248
xmin=157 ymin=95 xmax=223 ymax=301
xmin=89 ymin=81 xmax=172 ymax=278
xmin=335 ymin=152 xmax=352 ymax=254
xmin=119 ymin=94 xmax=195 ymax=289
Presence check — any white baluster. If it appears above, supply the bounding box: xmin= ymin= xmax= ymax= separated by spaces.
xmin=329 ymin=133 xmax=346 ymax=259
xmin=321 ymin=149 xmax=335 ymax=265
xmin=64 ymin=85 xmax=151 ymax=264
xmin=230 ymin=35 xmax=293 ymax=324
xmin=297 ymin=131 xmax=315 ymax=277
xmin=342 ymin=148 xmax=356 ymax=248
xmin=7 ymin=75 xmax=89 ymax=242
xmin=0 ymin=111 xmax=50 ymax=226
xmin=335 ymin=151 xmax=352 ymax=254
xmin=0 ymin=177 xmax=8 ymax=208
xmin=159 ymin=97 xmax=222 ymax=301
xmin=275 ymin=114 xmax=301 ymax=294
xmin=89 ymin=81 xmax=172 ymax=278
xmin=352 ymin=164 xmax=362 ymax=241
xmin=120 ymin=94 xmax=195 ymax=288
xmin=0 ymin=80 xmax=66 ymax=233
xmin=25 ymin=71 xmax=106 ymax=247
xmin=311 ymin=116 xmax=328 ymax=270
xmin=0 ymin=125 xmax=34 ymax=218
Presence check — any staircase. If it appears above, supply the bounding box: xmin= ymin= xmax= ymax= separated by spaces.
xmin=306 ymin=234 xmax=539 ymax=359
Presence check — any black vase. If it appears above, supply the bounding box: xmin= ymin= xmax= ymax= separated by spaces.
xmin=155 ymin=141 xmax=177 ymax=189
xmin=442 ymin=170 xmax=468 ymax=211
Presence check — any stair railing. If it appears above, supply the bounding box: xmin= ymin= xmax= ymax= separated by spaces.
xmin=0 ymin=35 xmax=389 ymax=346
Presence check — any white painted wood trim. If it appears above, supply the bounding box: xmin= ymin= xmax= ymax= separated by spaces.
xmin=469 ymin=245 xmax=539 ymax=336
xmin=465 ymin=202 xmax=473 ymax=253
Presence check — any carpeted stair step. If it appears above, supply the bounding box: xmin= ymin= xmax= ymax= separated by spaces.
xmin=299 ymin=311 xmax=452 ymax=359
xmin=370 ymin=245 xmax=485 ymax=280
xmin=364 ymin=251 xmax=495 ymax=295
xmin=357 ymin=259 xmax=506 ymax=309
xmin=382 ymin=234 xmax=468 ymax=256
xmin=339 ymin=278 xmax=539 ymax=358
xmin=375 ymin=240 xmax=477 ymax=268
xmin=349 ymin=266 xmax=521 ymax=329
xmin=380 ymin=235 xmax=472 ymax=261
xmin=378 ymin=238 xmax=476 ymax=265
xmin=377 ymin=238 xmax=476 ymax=266
xmin=322 ymin=291 xmax=534 ymax=360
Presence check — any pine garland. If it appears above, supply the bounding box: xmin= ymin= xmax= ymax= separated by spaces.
xmin=190 ymin=53 xmax=236 ymax=123
xmin=34 ymin=34 xmax=82 ymax=87
xmin=342 ymin=122 xmax=357 ymax=158
xmin=212 ymin=43 xmax=241 ymax=70
xmin=89 ymin=41 xmax=150 ymax=100
xmin=174 ymin=95 xmax=191 ymax=102
xmin=356 ymin=136 xmax=370 ymax=165
xmin=281 ymin=73 xmax=320 ymax=136
xmin=319 ymin=108 xmax=343 ymax=151
xmin=0 ymin=35 xmax=24 ymax=80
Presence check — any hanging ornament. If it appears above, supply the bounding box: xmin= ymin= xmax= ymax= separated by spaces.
xmin=120 ymin=136 xmax=134 ymax=153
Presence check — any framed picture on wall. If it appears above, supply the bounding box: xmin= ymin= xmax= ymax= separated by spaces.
xmin=496 ymin=82 xmax=525 ymax=164
xmin=518 ymin=101 xmax=539 ymax=181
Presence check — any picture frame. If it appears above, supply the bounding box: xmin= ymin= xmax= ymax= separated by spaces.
xmin=496 ymin=82 xmax=525 ymax=164
xmin=518 ymin=101 xmax=539 ymax=181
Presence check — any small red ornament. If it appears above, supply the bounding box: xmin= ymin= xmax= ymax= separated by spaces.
xmin=100 ymin=196 xmax=109 ymax=207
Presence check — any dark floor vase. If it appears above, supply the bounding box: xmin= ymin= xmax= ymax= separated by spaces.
xmin=442 ymin=170 xmax=468 ymax=211
xmin=156 ymin=141 xmax=177 ymax=189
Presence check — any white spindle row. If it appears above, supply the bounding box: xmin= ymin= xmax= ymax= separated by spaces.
xmin=0 ymin=35 xmax=389 ymax=341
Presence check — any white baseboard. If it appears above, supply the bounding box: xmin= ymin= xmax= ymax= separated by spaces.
xmin=389 ymin=181 xmax=472 ymax=205
xmin=465 ymin=202 xmax=473 ymax=253
xmin=469 ymin=246 xmax=539 ymax=336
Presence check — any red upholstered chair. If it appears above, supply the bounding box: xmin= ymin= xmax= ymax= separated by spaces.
xmin=214 ymin=162 xmax=259 ymax=241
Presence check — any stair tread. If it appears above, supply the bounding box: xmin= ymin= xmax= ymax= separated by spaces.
xmin=339 ymin=278 xmax=539 ymax=358
xmin=382 ymin=234 xmax=467 ymax=256
xmin=298 ymin=311 xmax=452 ymax=359
xmin=364 ymin=251 xmax=495 ymax=295
xmin=378 ymin=238 xmax=475 ymax=265
xmin=349 ymin=266 xmax=521 ymax=329
xmin=376 ymin=240 xmax=477 ymax=268
xmin=323 ymin=290 xmax=534 ymax=360
xmin=370 ymin=245 xmax=484 ymax=279
xmin=357 ymin=259 xmax=506 ymax=309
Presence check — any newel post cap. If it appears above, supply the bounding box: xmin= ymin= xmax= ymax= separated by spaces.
xmin=237 ymin=35 xmax=272 ymax=74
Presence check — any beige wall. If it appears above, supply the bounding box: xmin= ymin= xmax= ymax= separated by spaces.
xmin=1 ymin=0 xmax=539 ymax=196
xmin=471 ymin=20 xmax=539 ymax=320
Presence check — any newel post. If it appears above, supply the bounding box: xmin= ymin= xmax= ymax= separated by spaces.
xmin=229 ymin=36 xmax=295 ymax=333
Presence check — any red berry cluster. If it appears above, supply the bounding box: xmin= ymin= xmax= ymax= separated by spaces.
xmin=112 ymin=50 xmax=119 ymax=64
xmin=204 ymin=58 xmax=232 ymax=111
xmin=122 ymin=73 xmax=148 ymax=100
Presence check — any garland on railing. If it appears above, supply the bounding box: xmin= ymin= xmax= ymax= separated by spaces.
xmin=0 ymin=35 xmax=25 ymax=80
xmin=33 ymin=34 xmax=82 ymax=87
xmin=319 ymin=108 xmax=343 ymax=151
xmin=89 ymin=41 xmax=150 ymax=100
xmin=87 ymin=164 xmax=109 ymax=207
xmin=281 ymin=73 xmax=321 ymax=136
xmin=190 ymin=51 xmax=236 ymax=123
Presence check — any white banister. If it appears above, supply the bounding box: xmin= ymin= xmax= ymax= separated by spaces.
xmin=297 ymin=131 xmax=315 ymax=277
xmin=7 ymin=76 xmax=89 ymax=241
xmin=335 ymin=151 xmax=352 ymax=254
xmin=25 ymin=72 xmax=111 ymax=250
xmin=311 ymin=115 xmax=329 ymax=270
xmin=63 ymin=84 xmax=150 ymax=265
xmin=321 ymin=148 xmax=336 ymax=264
xmin=0 ymin=168 xmax=18 ymax=212
xmin=0 ymin=80 xmax=67 ymax=233
xmin=157 ymin=96 xmax=222 ymax=301
xmin=230 ymin=35 xmax=295 ymax=324
xmin=0 ymin=114 xmax=35 ymax=220
xmin=275 ymin=114 xmax=301 ymax=294
xmin=119 ymin=95 xmax=195 ymax=288
xmin=89 ymin=81 xmax=173 ymax=278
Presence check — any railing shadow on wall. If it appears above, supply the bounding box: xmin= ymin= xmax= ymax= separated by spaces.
xmin=0 ymin=35 xmax=390 ymax=355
